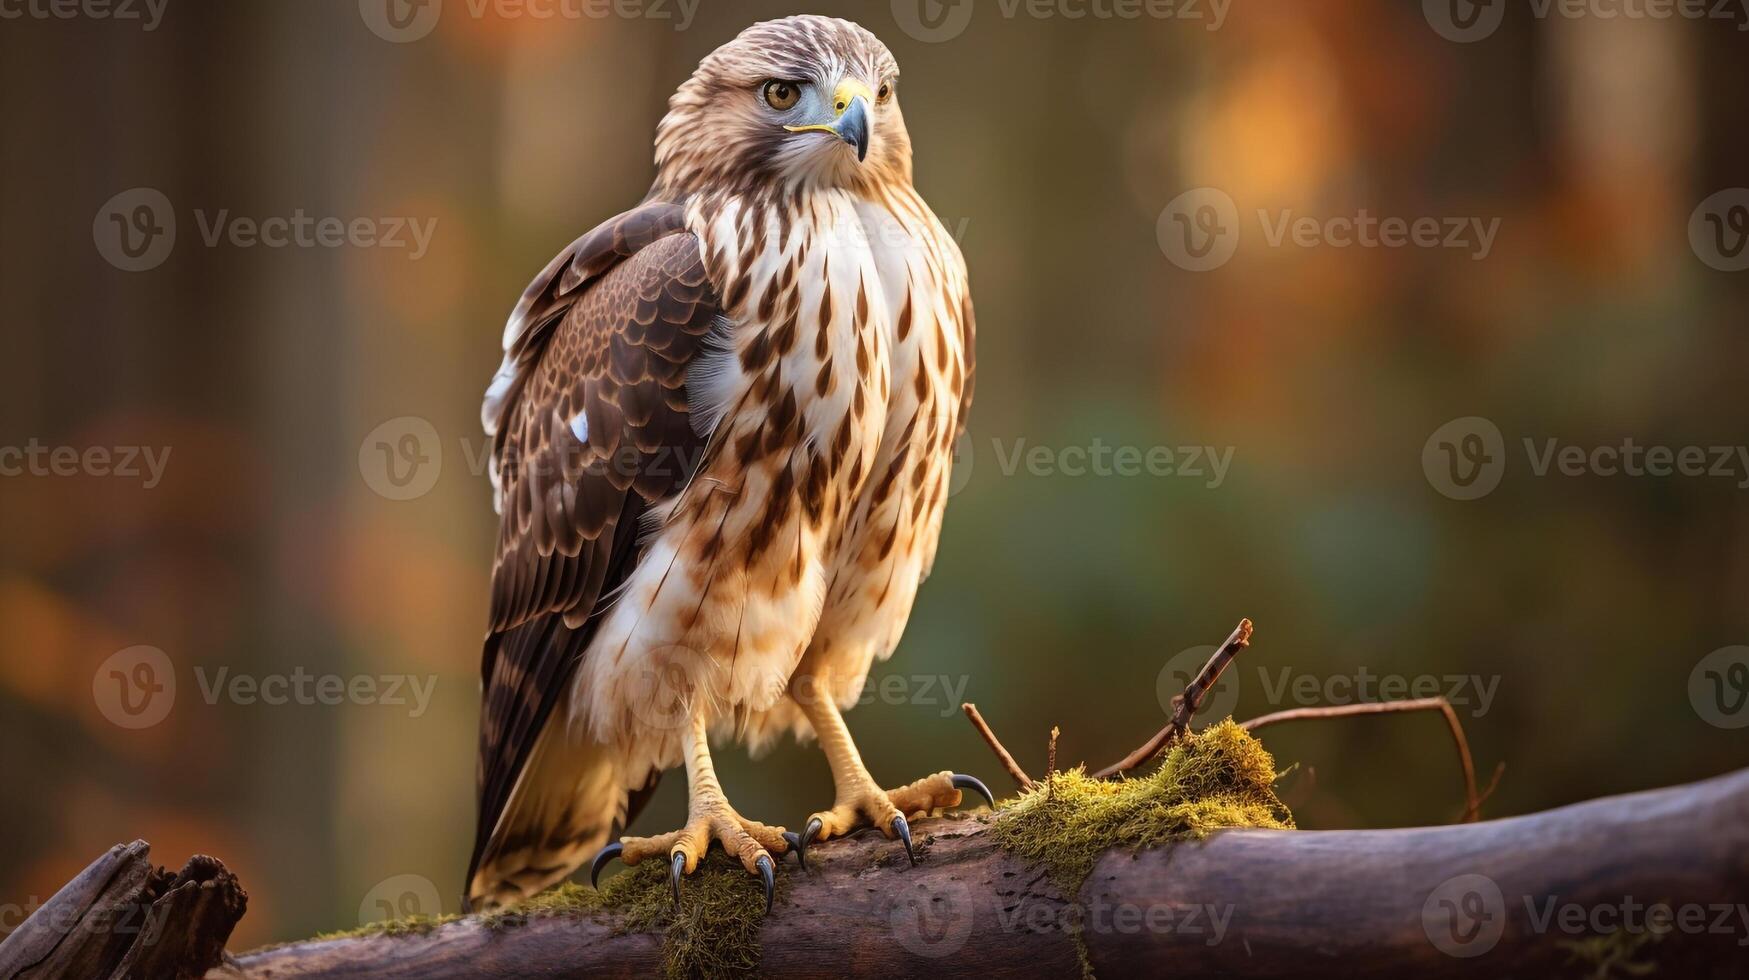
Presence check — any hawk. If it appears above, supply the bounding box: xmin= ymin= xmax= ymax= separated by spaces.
xmin=464 ymin=15 xmax=989 ymax=914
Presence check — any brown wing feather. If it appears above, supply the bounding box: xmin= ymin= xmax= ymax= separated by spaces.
xmin=466 ymin=206 xmax=721 ymax=903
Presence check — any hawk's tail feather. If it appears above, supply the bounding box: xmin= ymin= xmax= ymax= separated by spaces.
xmin=464 ymin=721 xmax=629 ymax=912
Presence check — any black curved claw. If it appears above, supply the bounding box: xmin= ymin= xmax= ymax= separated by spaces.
xmin=756 ymin=854 xmax=776 ymax=915
xmin=589 ymin=842 xmax=623 ymax=890
xmin=951 ymin=773 xmax=996 ymax=809
xmin=789 ymin=816 xmax=822 ymax=871
xmin=781 ymin=830 xmax=807 ymax=871
xmin=669 ymin=851 xmax=686 ymax=907
xmin=893 ymin=813 xmax=916 ymax=867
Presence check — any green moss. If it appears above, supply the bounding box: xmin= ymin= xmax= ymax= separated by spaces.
xmin=481 ymin=879 xmax=604 ymax=925
xmin=314 ymin=912 xmax=461 ymax=942
xmin=619 ymin=852 xmax=781 ymax=978
xmin=990 ymin=720 xmax=1295 ymax=977
xmin=488 ymin=852 xmax=781 ymax=979
xmin=1559 ymin=929 xmax=1664 ymax=979
xmin=315 ymin=853 xmax=778 ymax=979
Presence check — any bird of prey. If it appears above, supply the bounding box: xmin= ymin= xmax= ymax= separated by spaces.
xmin=464 ymin=15 xmax=989 ymax=914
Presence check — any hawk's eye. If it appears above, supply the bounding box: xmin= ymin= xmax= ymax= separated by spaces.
xmin=763 ymin=80 xmax=801 ymax=111
xmin=877 ymin=81 xmax=894 ymax=104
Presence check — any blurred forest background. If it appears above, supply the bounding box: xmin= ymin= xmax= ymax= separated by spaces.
xmin=2 ymin=0 xmax=1747 ymax=949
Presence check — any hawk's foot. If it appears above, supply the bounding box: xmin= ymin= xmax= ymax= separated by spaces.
xmin=591 ymin=798 xmax=788 ymax=914
xmin=791 ymin=770 xmax=993 ymax=870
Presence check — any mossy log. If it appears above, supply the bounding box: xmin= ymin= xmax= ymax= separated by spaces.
xmin=212 ymin=766 xmax=1749 ymax=979
xmin=0 ymin=840 xmax=246 ymax=980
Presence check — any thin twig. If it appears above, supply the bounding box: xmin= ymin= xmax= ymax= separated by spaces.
xmin=1046 ymin=726 xmax=1060 ymax=799
xmin=1278 ymin=764 xmax=1317 ymax=810
xmin=1477 ymin=761 xmax=1507 ymax=812
xmin=962 ymin=703 xmax=1036 ymax=791
xmin=1092 ymin=618 xmax=1253 ymax=779
xmin=1240 ymin=697 xmax=1492 ymax=823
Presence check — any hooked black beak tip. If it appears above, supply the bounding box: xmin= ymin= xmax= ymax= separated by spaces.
xmin=834 ymin=96 xmax=871 ymax=163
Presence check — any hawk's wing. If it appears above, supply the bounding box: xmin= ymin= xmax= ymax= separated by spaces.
xmin=466 ymin=201 xmax=722 ymax=904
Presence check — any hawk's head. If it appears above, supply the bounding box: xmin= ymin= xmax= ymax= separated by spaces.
xmin=654 ymin=16 xmax=910 ymax=197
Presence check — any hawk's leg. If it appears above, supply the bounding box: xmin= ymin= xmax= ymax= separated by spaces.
xmin=599 ymin=703 xmax=789 ymax=912
xmin=788 ymin=675 xmax=993 ymax=868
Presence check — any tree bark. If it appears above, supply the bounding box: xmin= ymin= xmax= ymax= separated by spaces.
xmin=0 ymin=841 xmax=247 ymax=980
xmin=215 ymin=766 xmax=1749 ymax=979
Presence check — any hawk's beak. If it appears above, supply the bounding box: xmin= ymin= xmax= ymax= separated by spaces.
xmin=832 ymin=95 xmax=871 ymax=162
xmin=785 ymin=79 xmax=873 ymax=162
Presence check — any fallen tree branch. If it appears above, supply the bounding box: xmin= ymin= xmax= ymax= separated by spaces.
xmin=1241 ymin=697 xmax=1494 ymax=822
xmin=961 ymin=702 xmax=1035 ymax=790
xmin=0 ymin=840 xmax=246 ymax=980
xmin=216 ymin=767 xmax=1749 ymax=978
xmin=1092 ymin=618 xmax=1252 ymax=778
